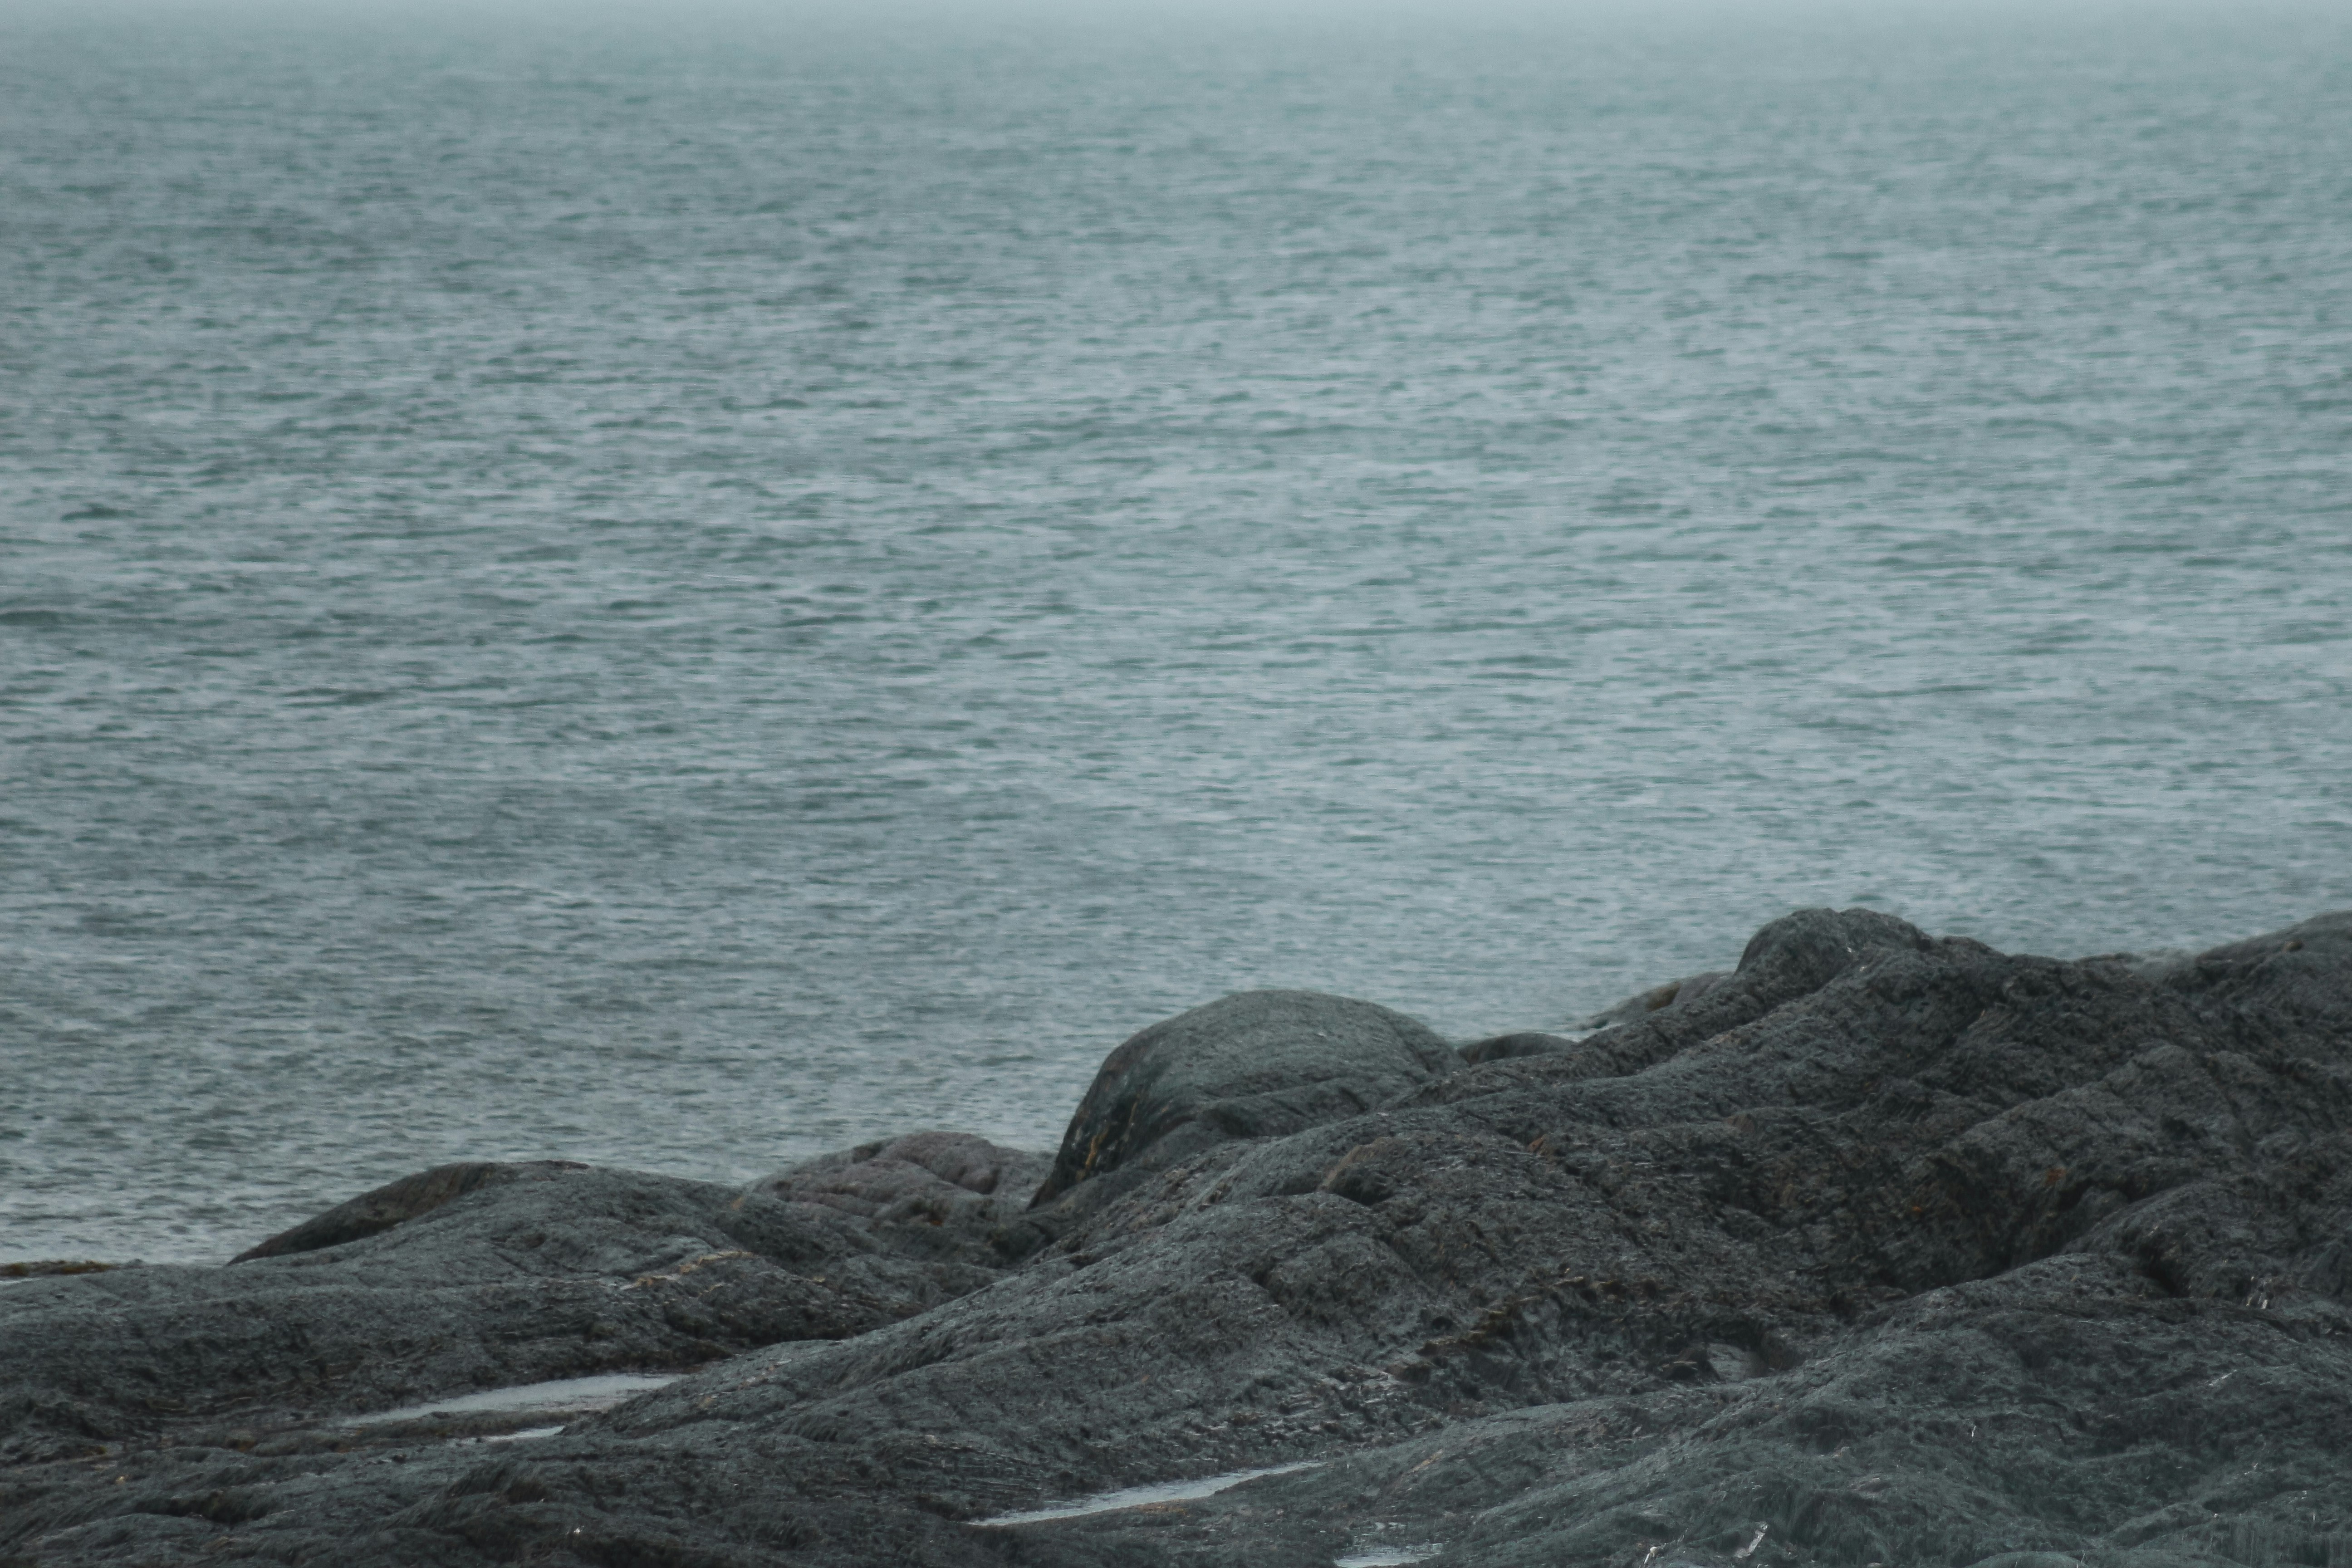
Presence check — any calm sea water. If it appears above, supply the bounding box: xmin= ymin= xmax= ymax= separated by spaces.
xmin=4 ymin=4 xmax=2349 ymax=1265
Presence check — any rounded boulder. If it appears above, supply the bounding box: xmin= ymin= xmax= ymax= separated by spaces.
xmin=1031 ymin=989 xmax=1461 ymax=1205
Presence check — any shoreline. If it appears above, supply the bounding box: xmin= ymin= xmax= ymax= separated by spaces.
xmin=0 ymin=934 xmax=2239 ymax=1276
xmin=7 ymin=906 xmax=2350 ymax=1567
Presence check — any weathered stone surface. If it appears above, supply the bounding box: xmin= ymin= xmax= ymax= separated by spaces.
xmin=1570 ymin=968 xmax=1730 ymax=1033
xmin=5 ymin=909 xmax=2350 ymax=1568
xmin=747 ymin=1131 xmax=1051 ymax=1264
xmin=230 ymin=1159 xmax=566 ymax=1262
xmin=0 ymin=1160 xmax=1018 ymax=1470
xmin=1029 ymin=988 xmax=1463 ymax=1208
xmin=1459 ymin=1029 xmax=1580 ymax=1064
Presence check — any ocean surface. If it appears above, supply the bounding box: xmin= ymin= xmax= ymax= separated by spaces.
xmin=4 ymin=2 xmax=2350 ymax=1266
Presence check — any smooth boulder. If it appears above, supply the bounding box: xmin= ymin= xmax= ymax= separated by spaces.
xmin=230 ymin=1160 xmax=576 ymax=1262
xmin=1029 ymin=988 xmax=1462 ymax=1207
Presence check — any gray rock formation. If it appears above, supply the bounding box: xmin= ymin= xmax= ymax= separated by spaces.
xmin=0 ymin=1148 xmax=1035 ymax=1470
xmin=1027 ymin=987 xmax=1464 ymax=1209
xmin=229 ymin=1160 xmax=565 ymax=1262
xmin=1458 ymin=1029 xmax=1580 ymax=1064
xmin=1569 ymin=968 xmax=1731 ymax=1034
xmin=5 ymin=909 xmax=2349 ymax=1568
xmin=747 ymin=1129 xmax=1052 ymax=1263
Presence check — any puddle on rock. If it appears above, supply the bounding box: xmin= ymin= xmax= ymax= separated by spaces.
xmin=448 ymin=1425 xmax=568 ymax=1447
xmin=1334 ymin=1547 xmax=1444 ymax=1567
xmin=971 ymin=1461 xmax=1326 ymax=1527
xmin=342 ymin=1373 xmax=684 ymax=1429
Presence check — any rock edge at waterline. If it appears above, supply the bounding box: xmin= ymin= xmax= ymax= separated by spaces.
xmin=5 ymin=907 xmax=2350 ymax=1568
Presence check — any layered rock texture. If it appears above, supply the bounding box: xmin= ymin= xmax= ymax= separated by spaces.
xmin=5 ymin=909 xmax=2349 ymax=1568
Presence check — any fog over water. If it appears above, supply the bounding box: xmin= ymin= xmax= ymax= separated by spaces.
xmin=3 ymin=1 xmax=2348 ymax=1264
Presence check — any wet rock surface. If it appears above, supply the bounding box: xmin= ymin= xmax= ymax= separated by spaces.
xmin=5 ymin=909 xmax=2350 ymax=1568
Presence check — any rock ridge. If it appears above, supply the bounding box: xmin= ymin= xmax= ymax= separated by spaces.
xmin=2 ymin=906 xmax=2347 ymax=1568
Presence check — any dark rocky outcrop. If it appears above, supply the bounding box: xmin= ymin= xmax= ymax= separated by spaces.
xmin=0 ymin=1263 xmax=112 ymax=1281
xmin=0 ymin=1154 xmax=1031 ymax=1469
xmin=229 ymin=1159 xmax=570 ymax=1262
xmin=747 ymin=1130 xmax=1052 ymax=1264
xmin=1570 ymin=968 xmax=1730 ymax=1033
xmin=1027 ymin=988 xmax=1463 ymax=1210
xmin=5 ymin=909 xmax=2350 ymax=1568
xmin=1459 ymin=1030 xmax=1579 ymax=1064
